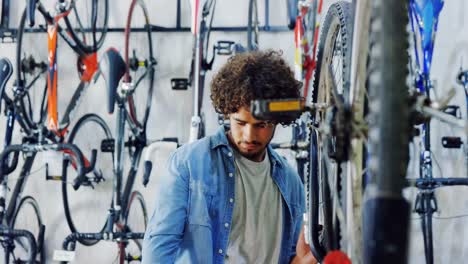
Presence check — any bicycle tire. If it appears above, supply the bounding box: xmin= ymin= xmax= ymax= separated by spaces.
xmin=363 ymin=0 xmax=410 ymax=263
xmin=120 ymin=191 xmax=147 ymax=263
xmin=15 ymin=8 xmax=48 ymax=130
xmin=124 ymin=0 xmax=155 ymax=131
xmin=10 ymin=196 xmax=45 ymax=264
xmin=307 ymin=0 xmax=353 ymax=258
xmin=247 ymin=0 xmax=259 ymax=51
xmin=61 ymin=113 xmax=113 ymax=246
xmin=63 ymin=0 xmax=109 ymax=53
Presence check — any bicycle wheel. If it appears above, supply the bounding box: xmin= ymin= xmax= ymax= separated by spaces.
xmin=63 ymin=0 xmax=109 ymax=53
xmin=120 ymin=191 xmax=147 ymax=263
xmin=247 ymin=0 xmax=259 ymax=51
xmin=124 ymin=0 xmax=155 ymax=130
xmin=15 ymin=8 xmax=48 ymax=129
xmin=61 ymin=114 xmax=113 ymax=246
xmin=307 ymin=0 xmax=353 ymax=258
xmin=9 ymin=196 xmax=45 ymax=264
xmin=363 ymin=0 xmax=410 ymax=263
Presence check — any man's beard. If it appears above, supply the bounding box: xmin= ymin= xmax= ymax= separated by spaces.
xmin=236 ymin=141 xmax=266 ymax=160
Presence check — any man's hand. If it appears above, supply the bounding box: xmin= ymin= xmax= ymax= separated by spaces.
xmin=291 ymin=226 xmax=318 ymax=264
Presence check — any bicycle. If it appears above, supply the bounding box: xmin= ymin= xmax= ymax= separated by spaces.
xmin=13 ymin=0 xmax=110 ymax=246
xmin=270 ymin=0 xmax=324 ymax=182
xmin=246 ymin=0 xmax=298 ymax=51
xmin=0 ymin=58 xmax=88 ymax=263
xmin=57 ymin=1 xmax=161 ymax=262
xmin=171 ymin=0 xmax=235 ymax=143
xmin=253 ymin=0 xmax=468 ymax=263
xmin=405 ymin=0 xmax=468 ymax=263
xmin=16 ymin=0 xmax=108 ymax=136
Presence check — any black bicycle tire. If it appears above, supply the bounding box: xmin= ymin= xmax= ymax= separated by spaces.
xmin=307 ymin=0 xmax=353 ymax=254
xmin=15 ymin=8 xmax=48 ymax=131
xmin=10 ymin=195 xmax=45 ymax=264
xmin=61 ymin=113 xmax=113 ymax=246
xmin=124 ymin=0 xmax=155 ymax=130
xmin=63 ymin=0 xmax=109 ymax=53
xmin=122 ymin=190 xmax=148 ymax=263
xmin=364 ymin=0 xmax=410 ymax=263
xmin=247 ymin=0 xmax=259 ymax=51
xmin=422 ymin=209 xmax=434 ymax=264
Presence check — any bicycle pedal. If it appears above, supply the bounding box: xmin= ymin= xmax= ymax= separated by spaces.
xmin=251 ymin=99 xmax=303 ymax=123
xmin=443 ymin=105 xmax=461 ymax=119
xmin=215 ymin=40 xmax=236 ymax=56
xmin=101 ymin=138 xmax=115 ymax=152
xmin=171 ymin=78 xmax=189 ymax=90
xmin=441 ymin=136 xmax=463 ymax=149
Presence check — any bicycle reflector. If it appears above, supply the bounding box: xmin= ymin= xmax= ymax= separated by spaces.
xmin=251 ymin=98 xmax=304 ymax=123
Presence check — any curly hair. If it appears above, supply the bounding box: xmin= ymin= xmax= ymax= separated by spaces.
xmin=210 ymin=50 xmax=302 ymax=117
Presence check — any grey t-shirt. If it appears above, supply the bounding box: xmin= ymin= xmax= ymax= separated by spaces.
xmin=224 ymin=150 xmax=283 ymax=264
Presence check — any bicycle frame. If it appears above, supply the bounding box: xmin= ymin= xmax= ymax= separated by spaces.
xmin=112 ymin=100 xmax=146 ymax=226
xmin=408 ymin=1 xmax=468 ymax=263
xmin=61 ymin=47 xmax=155 ymax=262
xmin=294 ymin=0 xmax=323 ymax=102
xmin=24 ymin=0 xmax=99 ymax=137
xmin=188 ymin=0 xmax=216 ymax=143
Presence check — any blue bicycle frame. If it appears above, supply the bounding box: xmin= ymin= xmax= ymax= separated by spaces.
xmin=408 ymin=1 xmax=468 ymax=263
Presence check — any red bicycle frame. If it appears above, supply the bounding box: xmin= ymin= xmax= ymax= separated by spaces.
xmin=294 ymin=0 xmax=323 ymax=102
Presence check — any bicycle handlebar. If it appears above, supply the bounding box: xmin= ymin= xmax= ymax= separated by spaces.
xmin=0 ymin=143 xmax=86 ymax=189
xmin=0 ymin=227 xmax=38 ymax=264
xmin=0 ymin=58 xmax=13 ymax=112
xmin=142 ymin=138 xmax=179 ymax=187
xmin=407 ymin=177 xmax=468 ymax=189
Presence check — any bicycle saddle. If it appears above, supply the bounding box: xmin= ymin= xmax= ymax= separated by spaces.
xmin=0 ymin=58 xmax=13 ymax=111
xmin=99 ymin=48 xmax=126 ymax=114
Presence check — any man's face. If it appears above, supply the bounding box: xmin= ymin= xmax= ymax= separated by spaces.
xmin=227 ymin=106 xmax=276 ymax=162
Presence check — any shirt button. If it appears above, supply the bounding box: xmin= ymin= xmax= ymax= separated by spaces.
xmin=229 ymin=198 xmax=234 ymax=203
xmin=228 ymin=152 xmax=232 ymax=157
xmin=229 ymin=172 xmax=233 ymax=177
xmin=218 ymin=249 xmax=223 ymax=254
xmin=225 ymin=223 xmax=229 ymax=228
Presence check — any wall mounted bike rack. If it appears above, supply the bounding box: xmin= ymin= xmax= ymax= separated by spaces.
xmin=0 ymin=0 xmax=17 ymax=42
xmin=0 ymin=0 xmax=291 ymax=42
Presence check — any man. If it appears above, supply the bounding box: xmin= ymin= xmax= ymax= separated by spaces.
xmin=142 ymin=50 xmax=317 ymax=264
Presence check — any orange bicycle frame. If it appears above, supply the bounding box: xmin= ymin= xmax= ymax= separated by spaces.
xmin=46 ymin=6 xmax=98 ymax=136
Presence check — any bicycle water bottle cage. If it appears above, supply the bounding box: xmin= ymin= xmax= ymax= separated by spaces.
xmin=99 ymin=48 xmax=126 ymax=114
xmin=251 ymin=98 xmax=304 ymax=124
xmin=0 ymin=58 xmax=13 ymax=111
xmin=27 ymin=0 xmax=37 ymax=27
xmin=171 ymin=78 xmax=189 ymax=90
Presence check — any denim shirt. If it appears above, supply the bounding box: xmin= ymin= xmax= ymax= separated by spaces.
xmin=142 ymin=126 xmax=305 ymax=264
